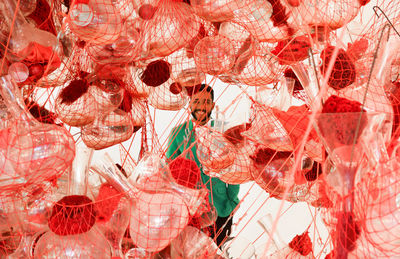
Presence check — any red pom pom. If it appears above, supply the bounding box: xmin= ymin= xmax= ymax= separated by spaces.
xmin=95 ymin=183 xmax=123 ymax=222
xmin=289 ymin=231 xmax=313 ymax=256
xmin=320 ymin=46 xmax=356 ymax=90
xmin=322 ymin=95 xmax=363 ymax=114
xmin=48 ymin=195 xmax=96 ymax=236
xmin=271 ymin=36 xmax=311 ymax=65
xmin=140 ymin=60 xmax=171 ymax=87
xmin=320 ymin=95 xmax=367 ymax=145
xmin=60 ymin=78 xmax=90 ymax=105
xmin=223 ymin=123 xmax=251 ymax=146
xmin=169 ymin=157 xmax=201 ymax=189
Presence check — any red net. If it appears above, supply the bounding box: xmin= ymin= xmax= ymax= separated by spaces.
xmin=0 ymin=0 xmax=400 ymax=258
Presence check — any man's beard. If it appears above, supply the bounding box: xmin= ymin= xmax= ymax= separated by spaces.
xmin=191 ymin=110 xmax=212 ymax=124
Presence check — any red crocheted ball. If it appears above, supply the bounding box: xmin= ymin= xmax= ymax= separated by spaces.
xmin=140 ymin=60 xmax=171 ymax=87
xmin=169 ymin=157 xmax=201 ymax=189
xmin=320 ymin=46 xmax=356 ymax=90
xmin=322 ymin=95 xmax=364 ymax=114
xmin=48 ymin=195 xmax=96 ymax=236
xmin=289 ymin=231 xmax=313 ymax=256
xmin=60 ymin=78 xmax=89 ymax=105
xmin=320 ymin=95 xmax=367 ymax=145
xmin=271 ymin=36 xmax=311 ymax=65
xmin=95 ymin=183 xmax=122 ymax=222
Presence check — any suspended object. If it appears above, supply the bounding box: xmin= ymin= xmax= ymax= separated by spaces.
xmin=194 ymin=35 xmax=236 ymax=75
xmin=55 ymin=74 xmax=97 ymax=127
xmin=81 ymin=109 xmax=134 ymax=150
xmin=34 ymin=144 xmax=112 ymax=259
xmin=67 ymin=0 xmax=123 ymax=44
xmin=0 ymin=0 xmax=60 ymax=63
xmin=170 ymin=226 xmax=223 ymax=258
xmin=0 ymin=75 xmax=75 ymax=196
xmin=92 ymin=153 xmax=207 ymax=252
xmin=196 ymin=126 xmax=237 ymax=171
xmin=138 ymin=1 xmax=201 ymax=58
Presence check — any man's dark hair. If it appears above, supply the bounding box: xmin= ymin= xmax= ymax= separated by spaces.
xmin=192 ymin=83 xmax=214 ymax=102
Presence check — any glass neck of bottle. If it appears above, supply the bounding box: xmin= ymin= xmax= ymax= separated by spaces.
xmin=0 ymin=75 xmax=33 ymax=124
xmin=0 ymin=0 xmax=27 ymax=29
xmin=69 ymin=144 xmax=94 ymax=196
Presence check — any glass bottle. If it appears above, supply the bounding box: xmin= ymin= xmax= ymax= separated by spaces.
xmin=0 ymin=75 xmax=75 ymax=195
xmin=33 ymin=144 xmax=112 ymax=259
xmin=0 ymin=0 xmax=59 ymax=62
xmin=67 ymin=0 xmax=123 ymax=45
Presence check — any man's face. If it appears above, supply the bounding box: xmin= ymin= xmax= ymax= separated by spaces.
xmin=189 ymin=90 xmax=215 ymax=125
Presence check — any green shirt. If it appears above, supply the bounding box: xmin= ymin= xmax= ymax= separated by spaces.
xmin=166 ymin=120 xmax=240 ymax=218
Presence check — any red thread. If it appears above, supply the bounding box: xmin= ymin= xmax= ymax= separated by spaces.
xmin=48 ymin=195 xmax=96 ymax=236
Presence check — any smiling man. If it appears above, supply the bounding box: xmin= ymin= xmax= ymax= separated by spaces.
xmin=189 ymin=84 xmax=215 ymax=126
xmin=166 ymin=84 xmax=240 ymax=247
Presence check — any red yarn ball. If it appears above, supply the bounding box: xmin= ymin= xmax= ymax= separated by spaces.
xmin=60 ymin=79 xmax=89 ymax=105
xmin=140 ymin=60 xmax=171 ymax=87
xmin=271 ymin=36 xmax=311 ymax=65
xmin=320 ymin=46 xmax=356 ymax=90
xmin=320 ymin=95 xmax=367 ymax=145
xmin=322 ymin=95 xmax=364 ymax=113
xmin=48 ymin=195 xmax=96 ymax=236
xmin=169 ymin=157 xmax=201 ymax=189
xmin=289 ymin=231 xmax=313 ymax=256
xmin=95 ymin=183 xmax=122 ymax=222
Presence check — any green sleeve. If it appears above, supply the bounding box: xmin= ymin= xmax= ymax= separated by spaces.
xmin=166 ymin=128 xmax=181 ymax=160
xmin=227 ymin=184 xmax=240 ymax=200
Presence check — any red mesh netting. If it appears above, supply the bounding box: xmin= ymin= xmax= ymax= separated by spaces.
xmin=0 ymin=0 xmax=400 ymax=258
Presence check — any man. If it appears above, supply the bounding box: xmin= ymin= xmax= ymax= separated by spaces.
xmin=166 ymin=84 xmax=240 ymax=247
